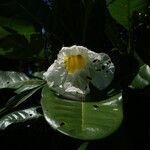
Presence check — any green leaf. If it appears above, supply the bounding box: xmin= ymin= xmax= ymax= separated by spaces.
xmin=78 ymin=142 xmax=88 ymax=150
xmin=130 ymin=64 xmax=150 ymax=88
xmin=8 ymin=86 xmax=42 ymax=107
xmin=41 ymin=85 xmax=123 ymax=140
xmin=32 ymin=71 xmax=45 ymax=79
xmin=107 ymin=0 xmax=148 ymax=29
xmin=0 ymin=34 xmax=29 ymax=58
xmin=14 ymin=80 xmax=45 ymax=94
xmin=105 ymin=15 xmax=126 ymax=52
xmin=0 ymin=26 xmax=10 ymax=38
xmin=0 ymin=71 xmax=29 ymax=89
xmin=0 ymin=33 xmax=45 ymax=60
xmin=0 ymin=86 xmax=42 ymax=116
xmin=0 ymin=16 xmax=35 ymax=37
xmin=0 ymin=71 xmax=44 ymax=91
xmin=0 ymin=107 xmax=42 ymax=130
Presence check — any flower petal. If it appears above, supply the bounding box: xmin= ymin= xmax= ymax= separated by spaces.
xmin=43 ymin=45 xmax=115 ymax=100
xmin=89 ymin=53 xmax=115 ymax=90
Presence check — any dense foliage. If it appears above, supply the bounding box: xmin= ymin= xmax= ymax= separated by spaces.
xmin=0 ymin=0 xmax=150 ymax=149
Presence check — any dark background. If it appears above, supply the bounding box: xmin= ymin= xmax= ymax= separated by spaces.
xmin=0 ymin=0 xmax=150 ymax=149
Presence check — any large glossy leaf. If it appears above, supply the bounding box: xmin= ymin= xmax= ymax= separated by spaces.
xmin=107 ymin=0 xmax=148 ymax=29
xmin=0 ymin=71 xmax=44 ymax=90
xmin=130 ymin=64 xmax=150 ymax=88
xmin=0 ymin=107 xmax=42 ymax=130
xmin=41 ymin=85 xmax=123 ymax=140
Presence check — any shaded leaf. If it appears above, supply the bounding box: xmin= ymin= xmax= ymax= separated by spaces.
xmin=107 ymin=0 xmax=148 ymax=29
xmin=0 ymin=16 xmax=35 ymax=37
xmin=0 ymin=107 xmax=42 ymax=130
xmin=78 ymin=142 xmax=88 ymax=150
xmin=41 ymin=85 xmax=123 ymax=140
xmin=130 ymin=64 xmax=150 ymax=88
xmin=0 ymin=26 xmax=10 ymax=38
xmin=7 ymin=86 xmax=42 ymax=108
xmin=105 ymin=15 xmax=127 ymax=52
xmin=0 ymin=86 xmax=43 ymax=115
xmin=0 ymin=34 xmax=29 ymax=59
xmin=0 ymin=33 xmax=45 ymax=60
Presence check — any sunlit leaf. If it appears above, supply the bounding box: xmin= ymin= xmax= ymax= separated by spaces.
xmin=130 ymin=64 xmax=150 ymax=88
xmin=0 ymin=107 xmax=42 ymax=130
xmin=41 ymin=85 xmax=123 ymax=140
xmin=14 ymin=80 xmax=45 ymax=94
xmin=107 ymin=0 xmax=148 ymax=29
xmin=0 ymin=71 xmax=29 ymax=89
xmin=0 ymin=71 xmax=44 ymax=91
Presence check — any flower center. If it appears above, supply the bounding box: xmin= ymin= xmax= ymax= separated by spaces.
xmin=64 ymin=54 xmax=86 ymax=74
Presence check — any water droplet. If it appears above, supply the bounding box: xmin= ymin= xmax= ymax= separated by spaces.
xmin=144 ymin=14 xmax=148 ymax=17
xmin=138 ymin=22 xmax=143 ymax=27
xmin=26 ymin=125 xmax=30 ymax=128
xmin=138 ymin=12 xmax=142 ymax=16
xmin=42 ymin=27 xmax=46 ymax=35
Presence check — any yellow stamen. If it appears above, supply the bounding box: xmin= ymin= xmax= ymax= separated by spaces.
xmin=64 ymin=54 xmax=86 ymax=74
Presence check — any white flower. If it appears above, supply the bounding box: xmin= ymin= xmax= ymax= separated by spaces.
xmin=43 ymin=45 xmax=115 ymax=100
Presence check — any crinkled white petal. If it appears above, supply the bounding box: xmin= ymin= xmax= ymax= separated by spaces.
xmin=89 ymin=53 xmax=115 ymax=90
xmin=43 ymin=45 xmax=115 ymax=100
xmin=43 ymin=46 xmax=90 ymax=100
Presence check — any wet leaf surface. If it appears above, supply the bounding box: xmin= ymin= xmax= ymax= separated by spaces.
xmin=41 ymin=85 xmax=123 ymax=140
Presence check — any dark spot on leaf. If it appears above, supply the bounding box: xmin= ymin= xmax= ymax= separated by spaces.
xmin=7 ymin=81 xmax=9 ymax=84
xmin=29 ymin=114 xmax=33 ymax=116
xmin=102 ymin=65 xmax=105 ymax=70
xmin=93 ymin=59 xmax=99 ymax=63
xmin=86 ymin=76 xmax=92 ymax=80
xmin=93 ymin=59 xmax=97 ymax=63
xmin=96 ymin=69 xmax=101 ymax=71
xmin=60 ymin=122 xmax=65 ymax=126
xmin=93 ymin=105 xmax=99 ymax=109
xmin=108 ymin=60 xmax=111 ymax=63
